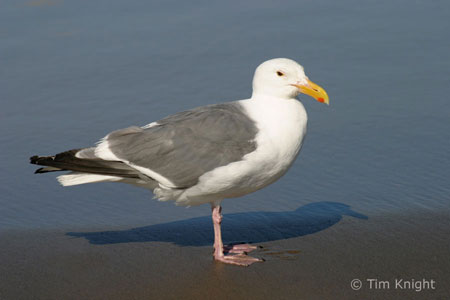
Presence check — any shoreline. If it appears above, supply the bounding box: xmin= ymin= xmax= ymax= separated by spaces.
xmin=1 ymin=213 xmax=449 ymax=299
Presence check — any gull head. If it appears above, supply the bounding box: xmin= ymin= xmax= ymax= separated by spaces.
xmin=252 ymin=58 xmax=329 ymax=104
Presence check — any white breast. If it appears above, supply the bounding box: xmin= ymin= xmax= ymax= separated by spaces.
xmin=241 ymin=96 xmax=308 ymax=179
xmin=177 ymin=97 xmax=308 ymax=206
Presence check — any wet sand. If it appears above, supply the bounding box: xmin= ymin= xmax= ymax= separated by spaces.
xmin=1 ymin=211 xmax=449 ymax=300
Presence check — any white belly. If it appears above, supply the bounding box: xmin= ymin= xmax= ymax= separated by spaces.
xmin=177 ymin=97 xmax=308 ymax=206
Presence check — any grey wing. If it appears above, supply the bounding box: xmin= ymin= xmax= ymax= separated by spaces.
xmin=104 ymin=102 xmax=258 ymax=188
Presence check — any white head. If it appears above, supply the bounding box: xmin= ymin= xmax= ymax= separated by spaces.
xmin=252 ymin=58 xmax=329 ymax=104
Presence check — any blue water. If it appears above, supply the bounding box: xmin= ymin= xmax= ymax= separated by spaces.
xmin=1 ymin=0 xmax=449 ymax=231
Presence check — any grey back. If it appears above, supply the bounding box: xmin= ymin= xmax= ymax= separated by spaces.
xmin=106 ymin=102 xmax=258 ymax=188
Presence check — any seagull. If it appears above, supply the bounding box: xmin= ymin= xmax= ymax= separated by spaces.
xmin=30 ymin=58 xmax=329 ymax=266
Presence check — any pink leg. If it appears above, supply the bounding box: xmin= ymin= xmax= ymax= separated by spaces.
xmin=211 ymin=204 xmax=262 ymax=266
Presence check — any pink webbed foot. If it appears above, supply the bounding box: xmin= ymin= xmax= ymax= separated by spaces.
xmin=211 ymin=204 xmax=264 ymax=266
xmin=214 ymin=253 xmax=263 ymax=266
xmin=224 ymin=243 xmax=259 ymax=254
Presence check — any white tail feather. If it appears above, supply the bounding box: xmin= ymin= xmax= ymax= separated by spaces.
xmin=57 ymin=172 xmax=123 ymax=186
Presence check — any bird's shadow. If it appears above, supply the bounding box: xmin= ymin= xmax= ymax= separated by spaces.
xmin=67 ymin=201 xmax=367 ymax=247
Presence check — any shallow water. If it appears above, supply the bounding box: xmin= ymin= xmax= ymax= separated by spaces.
xmin=1 ymin=0 xmax=449 ymax=232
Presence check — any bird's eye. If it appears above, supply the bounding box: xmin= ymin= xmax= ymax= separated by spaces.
xmin=276 ymin=71 xmax=284 ymax=76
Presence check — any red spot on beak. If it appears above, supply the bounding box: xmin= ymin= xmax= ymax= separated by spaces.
xmin=317 ymin=97 xmax=325 ymax=103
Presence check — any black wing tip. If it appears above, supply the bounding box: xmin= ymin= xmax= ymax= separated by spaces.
xmin=30 ymin=155 xmax=39 ymax=164
xmin=34 ymin=167 xmax=45 ymax=174
xmin=30 ymin=155 xmax=56 ymax=165
xmin=30 ymin=155 xmax=59 ymax=175
xmin=30 ymin=155 xmax=48 ymax=173
xmin=34 ymin=166 xmax=63 ymax=174
xmin=30 ymin=149 xmax=81 ymax=165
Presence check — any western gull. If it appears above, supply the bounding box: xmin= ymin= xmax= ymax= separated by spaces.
xmin=30 ymin=58 xmax=329 ymax=266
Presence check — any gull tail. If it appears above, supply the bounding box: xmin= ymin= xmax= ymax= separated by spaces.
xmin=30 ymin=149 xmax=142 ymax=186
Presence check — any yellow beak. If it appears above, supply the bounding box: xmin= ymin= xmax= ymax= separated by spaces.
xmin=292 ymin=79 xmax=329 ymax=105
